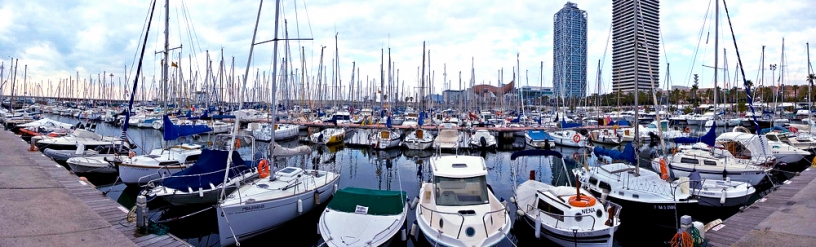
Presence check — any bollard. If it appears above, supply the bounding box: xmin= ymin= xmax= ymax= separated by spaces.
xmin=680 ymin=215 xmax=692 ymax=233
xmin=136 ymin=195 xmax=148 ymax=233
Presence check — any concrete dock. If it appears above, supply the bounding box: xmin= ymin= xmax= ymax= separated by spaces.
xmin=0 ymin=130 xmax=190 ymax=247
xmin=705 ymin=167 xmax=816 ymax=247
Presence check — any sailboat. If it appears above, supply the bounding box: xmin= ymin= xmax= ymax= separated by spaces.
xmin=216 ymin=1 xmax=340 ymax=246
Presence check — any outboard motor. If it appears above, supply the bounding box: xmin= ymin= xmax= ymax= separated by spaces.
xmin=480 ymin=136 xmax=487 ymax=148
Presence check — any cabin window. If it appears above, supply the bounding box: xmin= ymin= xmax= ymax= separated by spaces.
xmin=537 ymin=199 xmax=565 ymax=220
xmin=434 ymin=176 xmax=489 ymax=206
xmin=185 ymin=155 xmax=200 ymax=163
xmin=589 ymin=177 xmax=598 ymax=186
xmin=599 ymin=182 xmax=611 ymax=192
xmin=703 ymin=160 xmax=717 ymax=166
xmin=158 ymin=161 xmax=180 ymax=166
xmin=680 ymin=158 xmax=699 ymax=165
xmin=766 ymin=135 xmax=778 ymax=141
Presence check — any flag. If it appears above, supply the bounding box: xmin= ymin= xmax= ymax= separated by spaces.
xmin=171 ymin=62 xmax=178 ymax=68
xmin=605 ymin=115 xmax=612 ymax=126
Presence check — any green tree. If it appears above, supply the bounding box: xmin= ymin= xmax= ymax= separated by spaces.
xmin=792 ymin=85 xmax=800 ymax=102
xmin=690 ymin=82 xmax=699 ymax=109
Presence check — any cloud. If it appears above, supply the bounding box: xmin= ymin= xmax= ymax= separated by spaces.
xmin=1 ymin=0 xmax=814 ymax=102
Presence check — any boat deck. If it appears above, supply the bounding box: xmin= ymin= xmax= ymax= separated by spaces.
xmin=0 ymin=130 xmax=190 ymax=247
xmin=705 ymin=167 xmax=816 ymax=246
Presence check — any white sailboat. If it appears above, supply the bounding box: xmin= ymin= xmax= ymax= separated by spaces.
xmin=403 ymin=129 xmax=433 ymax=150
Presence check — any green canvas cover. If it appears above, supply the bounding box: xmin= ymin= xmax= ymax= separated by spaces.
xmin=327 ymin=187 xmax=407 ymax=216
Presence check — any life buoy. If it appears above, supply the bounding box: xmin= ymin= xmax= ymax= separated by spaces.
xmin=572 ymin=134 xmax=581 ymax=143
xmin=568 ymin=194 xmax=597 ymax=207
xmin=659 ymin=158 xmax=669 ymax=180
xmin=573 ymin=152 xmax=580 ymax=160
xmin=258 ymin=159 xmax=270 ymax=178
xmin=234 ymin=139 xmax=241 ymax=148
xmin=684 ymin=126 xmax=691 ymax=133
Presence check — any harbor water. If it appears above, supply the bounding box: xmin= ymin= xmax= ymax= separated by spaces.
xmin=41 ymin=114 xmax=802 ymax=247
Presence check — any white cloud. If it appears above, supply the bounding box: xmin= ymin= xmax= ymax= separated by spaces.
xmin=1 ymin=0 xmax=815 ymax=102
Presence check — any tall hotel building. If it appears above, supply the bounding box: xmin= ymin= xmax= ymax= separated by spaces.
xmin=553 ymin=2 xmax=587 ymax=98
xmin=611 ymin=0 xmax=659 ymax=93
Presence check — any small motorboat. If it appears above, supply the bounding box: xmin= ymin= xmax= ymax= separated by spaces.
xmin=319 ymin=187 xmax=408 ymax=247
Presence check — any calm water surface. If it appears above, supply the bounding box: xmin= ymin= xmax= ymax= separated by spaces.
xmin=41 ymin=114 xmax=800 ymax=247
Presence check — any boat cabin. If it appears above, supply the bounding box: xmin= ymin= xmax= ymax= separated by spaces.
xmin=429 ymin=156 xmax=489 ymax=206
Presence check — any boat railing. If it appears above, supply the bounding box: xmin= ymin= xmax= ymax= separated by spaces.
xmin=418 ymin=204 xmax=466 ymax=239
xmin=143 ymin=166 xmax=256 ymax=192
xmin=525 ymin=204 xmax=597 ymax=231
xmin=481 ymin=207 xmax=508 ymax=237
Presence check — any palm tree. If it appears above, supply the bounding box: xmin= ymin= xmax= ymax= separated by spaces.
xmin=792 ymin=85 xmax=800 ymax=102
xmin=690 ymin=83 xmax=699 ymax=108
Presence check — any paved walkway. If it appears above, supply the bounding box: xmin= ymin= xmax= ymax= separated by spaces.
xmin=0 ymin=130 xmax=189 ymax=246
xmin=706 ymin=167 xmax=816 ymax=247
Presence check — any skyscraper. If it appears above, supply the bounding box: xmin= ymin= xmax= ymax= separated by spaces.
xmin=553 ymin=2 xmax=587 ymax=99
xmin=612 ymin=0 xmax=660 ymax=93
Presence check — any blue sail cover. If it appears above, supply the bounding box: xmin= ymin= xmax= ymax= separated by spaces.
xmin=162 ymin=149 xmax=250 ymax=191
xmin=163 ymin=115 xmax=213 ymax=141
xmin=418 ymin=112 xmax=425 ymax=126
xmin=527 ymin=130 xmax=554 ymax=141
xmin=593 ymin=142 xmax=637 ymax=164
xmin=760 ymin=126 xmax=791 ymax=134
xmin=611 ymin=119 xmax=631 ymax=126
xmin=561 ymin=119 xmax=582 ymax=129
xmin=673 ymin=124 xmax=716 ymax=146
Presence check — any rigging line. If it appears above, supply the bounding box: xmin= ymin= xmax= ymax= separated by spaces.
xmin=129 ymin=0 xmax=157 ymax=82
xmin=180 ymin=0 xmax=201 ymax=77
xmin=683 ymin=0 xmax=713 ymax=87
xmin=301 ymin=0 xmax=315 ymax=73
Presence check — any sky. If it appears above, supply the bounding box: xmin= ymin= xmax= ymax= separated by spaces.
xmin=0 ymin=0 xmax=815 ymax=101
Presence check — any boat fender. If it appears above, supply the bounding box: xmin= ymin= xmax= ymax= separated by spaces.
xmin=333 ymin=184 xmax=338 ymax=195
xmin=314 ymin=190 xmax=321 ymax=205
xmin=410 ymin=220 xmax=418 ymax=237
xmin=510 ymin=196 xmax=516 ymax=203
xmin=515 ymin=209 xmax=525 ymax=217
xmin=720 ymin=189 xmax=727 ymax=205
xmin=659 ymin=158 xmax=669 ymax=180
xmin=209 ymin=183 xmax=216 ymax=190
xmin=600 ymin=192 xmax=608 ymax=203
xmin=410 ymin=197 xmax=419 ymax=210
xmin=534 ymin=212 xmax=542 ymax=239
xmin=297 ymin=199 xmax=303 ymax=213
xmin=317 ymin=223 xmax=320 ymax=235
xmin=199 ymin=187 xmax=204 ymax=198
xmin=693 ymin=221 xmax=706 ymax=239
xmin=401 ymin=224 xmax=407 ymax=241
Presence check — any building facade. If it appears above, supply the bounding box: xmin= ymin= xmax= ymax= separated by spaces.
xmin=611 ymin=0 xmax=660 ymax=93
xmin=553 ymin=2 xmax=588 ymax=99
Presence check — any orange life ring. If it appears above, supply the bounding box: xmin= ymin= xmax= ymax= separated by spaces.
xmin=568 ymin=194 xmax=597 ymax=207
xmin=659 ymin=158 xmax=669 ymax=180
xmin=234 ymin=139 xmax=241 ymax=148
xmin=573 ymin=152 xmax=581 ymax=160
xmin=258 ymin=159 xmax=270 ymax=178
xmin=572 ymin=134 xmax=581 ymax=143
xmin=684 ymin=126 xmax=690 ymax=133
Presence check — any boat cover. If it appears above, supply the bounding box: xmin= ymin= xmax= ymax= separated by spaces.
xmin=327 ymin=187 xmax=406 ymax=215
xmin=673 ymin=124 xmax=716 ymax=146
xmin=561 ymin=119 xmax=582 ymax=128
xmin=593 ymin=142 xmax=637 ymax=164
xmin=162 ymin=149 xmax=250 ymax=191
xmin=759 ymin=126 xmax=791 ymax=134
xmin=163 ymin=115 xmax=213 ymax=141
xmin=527 ymin=130 xmax=554 ymax=141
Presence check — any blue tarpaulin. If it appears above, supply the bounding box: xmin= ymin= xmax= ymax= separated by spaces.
xmin=673 ymin=124 xmax=717 ymax=147
xmin=526 ymin=130 xmax=554 ymax=141
xmin=760 ymin=126 xmax=791 ymax=134
xmin=593 ymin=142 xmax=637 ymax=164
xmin=162 ymin=115 xmax=212 ymax=141
xmin=561 ymin=119 xmax=582 ymax=128
xmin=161 ymin=149 xmax=251 ymax=191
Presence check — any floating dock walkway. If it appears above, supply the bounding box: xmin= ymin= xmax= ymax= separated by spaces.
xmin=705 ymin=166 xmax=816 ymax=246
xmin=0 ymin=130 xmax=190 ymax=247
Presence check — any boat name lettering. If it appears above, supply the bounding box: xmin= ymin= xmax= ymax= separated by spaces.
xmin=581 ymin=208 xmax=595 ymax=214
xmin=654 ymin=205 xmax=675 ymax=210
xmin=242 ymin=205 xmax=265 ymax=211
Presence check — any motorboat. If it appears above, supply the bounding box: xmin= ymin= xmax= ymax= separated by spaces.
xmin=142 ymin=135 xmax=259 ymax=206
xmin=652 ymin=149 xmax=769 ymax=186
xmin=66 ymin=155 xmax=122 ymax=174
xmin=310 ymin=128 xmax=346 ymax=145
xmin=43 ymin=144 xmax=131 ymax=164
xmin=251 ymin=123 xmax=299 ymax=141
xmin=414 ymin=155 xmax=511 ymax=246
xmin=765 ymin=131 xmax=816 ymax=154
xmin=370 ymin=129 xmax=402 ymax=150
xmin=470 ymin=129 xmax=497 ymax=149
xmin=118 ymin=144 xmax=203 ymax=185
xmin=433 ymin=125 xmax=460 ymax=150
xmin=403 ymin=129 xmax=433 ymax=150
xmin=525 ymin=130 xmax=554 ymax=149
xmin=217 ymin=166 xmax=340 ymax=246
xmin=590 ymin=128 xmax=623 ymax=145
xmin=511 ymin=150 xmax=621 ymax=247
xmin=318 ymin=187 xmax=408 ymax=247
xmin=35 ymin=129 xmax=132 ymax=151
xmin=550 ymin=129 xmax=589 ymax=148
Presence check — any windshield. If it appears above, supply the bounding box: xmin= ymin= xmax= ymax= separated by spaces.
xmin=434 ymin=176 xmax=489 ymax=206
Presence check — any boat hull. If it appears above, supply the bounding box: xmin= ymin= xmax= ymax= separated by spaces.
xmin=118 ymin=164 xmax=188 ymax=185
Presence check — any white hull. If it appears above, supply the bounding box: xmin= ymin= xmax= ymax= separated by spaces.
xmin=217 ymin=174 xmax=339 ymax=246
xmin=119 ymin=163 xmax=188 ymax=185
xmin=319 ymin=206 xmax=407 ymax=247
xmin=67 ymin=155 xmax=120 ymax=174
